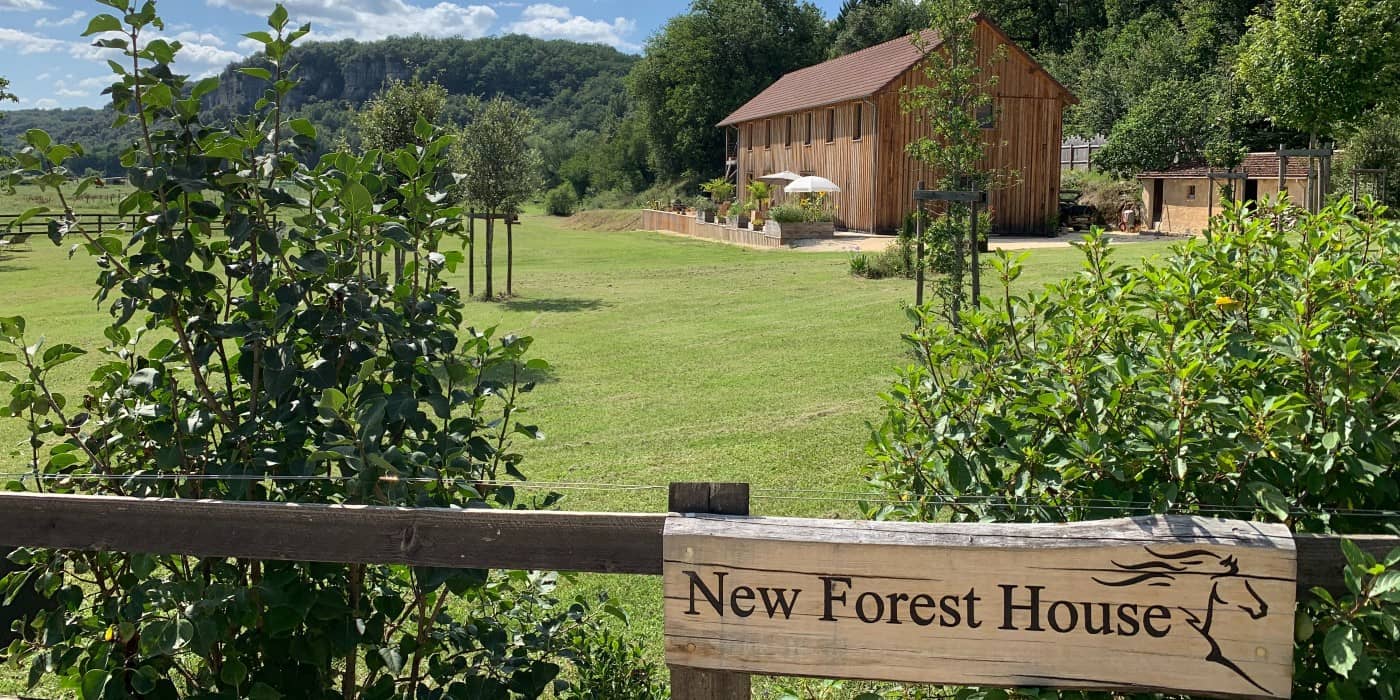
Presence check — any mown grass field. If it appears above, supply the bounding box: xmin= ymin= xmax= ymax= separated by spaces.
xmin=0 ymin=209 xmax=1176 ymax=697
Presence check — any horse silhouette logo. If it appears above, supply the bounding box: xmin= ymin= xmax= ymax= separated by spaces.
xmin=1093 ymin=547 xmax=1271 ymax=694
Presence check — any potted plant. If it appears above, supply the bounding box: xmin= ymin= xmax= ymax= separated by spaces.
xmin=694 ymin=196 xmax=719 ymax=223
xmin=701 ymin=177 xmax=736 ymax=207
xmin=732 ymin=199 xmax=751 ymax=228
xmin=746 ymin=180 xmax=772 ymax=221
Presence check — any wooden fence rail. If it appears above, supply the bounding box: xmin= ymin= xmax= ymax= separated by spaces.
xmin=0 ymin=213 xmax=146 ymax=238
xmin=0 ymin=489 xmax=1392 ymax=597
xmin=1 ymin=486 xmax=1398 ymax=700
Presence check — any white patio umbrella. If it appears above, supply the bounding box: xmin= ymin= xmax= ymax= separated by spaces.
xmin=758 ymin=170 xmax=801 ymax=182
xmin=784 ymin=175 xmax=842 ymax=194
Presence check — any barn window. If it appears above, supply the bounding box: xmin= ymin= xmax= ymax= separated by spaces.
xmin=764 ymin=119 xmax=772 ymax=149
xmin=805 ymin=112 xmax=813 ymax=146
xmin=853 ymin=104 xmax=863 ymax=141
xmin=746 ymin=124 xmax=752 ymax=152
xmin=977 ymin=102 xmax=995 ymax=129
xmin=785 ymin=116 xmax=793 ymax=148
xmin=826 ymin=108 xmax=836 ymax=143
xmin=1187 ymin=185 xmax=1197 ymax=200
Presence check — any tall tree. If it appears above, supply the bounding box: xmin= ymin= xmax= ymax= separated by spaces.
xmin=454 ymin=98 xmax=541 ymax=300
xmin=629 ymin=0 xmax=829 ymax=181
xmin=1236 ymin=0 xmax=1400 ymax=150
xmin=355 ymin=79 xmax=449 ymax=151
xmin=827 ymin=0 xmax=931 ymax=58
xmin=0 ymin=75 xmax=15 ymax=112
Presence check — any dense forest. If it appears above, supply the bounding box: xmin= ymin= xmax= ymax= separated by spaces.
xmin=3 ymin=0 xmax=1398 ymax=205
xmin=0 ymin=33 xmax=638 ymax=185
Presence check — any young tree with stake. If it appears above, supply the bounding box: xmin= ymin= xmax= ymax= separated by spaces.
xmin=902 ymin=0 xmax=1009 ymax=325
xmin=454 ymin=98 xmax=541 ymax=300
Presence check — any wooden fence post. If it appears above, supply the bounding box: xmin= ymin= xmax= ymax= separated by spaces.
xmin=668 ymin=483 xmax=751 ymax=700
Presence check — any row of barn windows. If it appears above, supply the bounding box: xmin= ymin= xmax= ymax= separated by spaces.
xmin=742 ymin=101 xmax=996 ymax=151
xmin=745 ymin=104 xmax=864 ymax=152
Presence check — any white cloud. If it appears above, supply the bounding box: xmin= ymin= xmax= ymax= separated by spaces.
xmin=31 ymin=97 xmax=60 ymax=108
xmin=0 ymin=26 xmax=67 ymax=54
xmin=0 ymin=0 xmax=53 ymax=10
xmin=506 ymin=4 xmax=636 ymax=50
xmin=35 ymin=9 xmax=86 ymax=27
xmin=206 ymin=0 xmax=499 ymax=41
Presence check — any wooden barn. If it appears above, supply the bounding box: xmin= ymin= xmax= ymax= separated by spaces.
xmin=717 ymin=16 xmax=1077 ymax=234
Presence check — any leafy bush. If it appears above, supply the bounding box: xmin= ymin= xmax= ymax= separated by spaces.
xmin=693 ymin=196 xmax=718 ymax=214
xmin=700 ymin=176 xmax=734 ymax=203
xmin=0 ymin=3 xmax=658 ymax=699
xmin=868 ymin=196 xmax=1398 ymax=696
xmin=848 ymin=253 xmax=871 ymax=277
xmin=1293 ymin=542 xmax=1400 ymax=697
xmin=769 ymin=203 xmax=808 ymax=223
xmin=546 ymin=183 xmax=578 ymax=216
xmin=1062 ymin=169 xmax=1141 ymax=225
xmin=769 ymin=197 xmax=834 ymax=224
xmin=1334 ymin=108 xmax=1400 ymax=208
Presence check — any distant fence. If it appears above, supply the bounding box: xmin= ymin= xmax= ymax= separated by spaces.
xmin=0 ymin=212 xmax=144 ymax=238
xmin=0 ymin=483 xmax=1396 ymax=699
xmin=643 ymin=209 xmax=785 ymax=249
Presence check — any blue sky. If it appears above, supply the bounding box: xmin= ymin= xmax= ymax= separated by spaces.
xmin=1 ymin=0 xmax=844 ymax=110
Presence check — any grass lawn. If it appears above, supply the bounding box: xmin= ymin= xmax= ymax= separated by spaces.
xmin=0 ymin=212 xmax=1176 ymax=697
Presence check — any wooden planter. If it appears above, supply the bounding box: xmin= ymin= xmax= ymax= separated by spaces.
xmin=695 ymin=210 xmax=716 ymax=224
xmin=763 ymin=220 xmax=835 ymax=240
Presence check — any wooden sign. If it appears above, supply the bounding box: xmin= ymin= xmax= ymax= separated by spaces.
xmin=664 ymin=515 xmax=1296 ymax=699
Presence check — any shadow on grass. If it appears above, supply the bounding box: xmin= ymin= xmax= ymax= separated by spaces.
xmin=502 ymin=297 xmax=609 ymax=314
xmin=480 ymin=357 xmax=561 ymax=386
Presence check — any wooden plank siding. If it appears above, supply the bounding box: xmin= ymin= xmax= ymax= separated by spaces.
xmin=731 ymin=20 xmax=1070 ymax=234
xmin=735 ymin=104 xmax=876 ymax=231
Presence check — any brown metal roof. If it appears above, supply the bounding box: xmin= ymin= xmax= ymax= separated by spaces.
xmin=718 ymin=16 xmax=1076 ymax=127
xmin=1139 ymin=152 xmax=1310 ymax=179
xmin=717 ymin=30 xmax=938 ymax=127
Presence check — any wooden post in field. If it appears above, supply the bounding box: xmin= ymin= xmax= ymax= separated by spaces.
xmin=668 ymin=483 xmax=751 ymax=700
xmin=914 ymin=180 xmax=925 ymax=308
xmin=468 ymin=212 xmax=476 ymax=297
xmin=506 ymin=216 xmax=514 ymax=297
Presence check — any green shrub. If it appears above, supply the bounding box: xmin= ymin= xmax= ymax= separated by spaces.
xmin=769 ymin=203 xmax=807 ymax=223
xmin=1063 ymin=169 xmax=1142 ymax=225
xmin=868 ymin=196 xmax=1399 ymax=696
xmin=546 ymin=183 xmax=578 ymax=216
xmin=848 ymin=253 xmax=871 ymax=277
xmin=1293 ymin=542 xmax=1400 ymax=697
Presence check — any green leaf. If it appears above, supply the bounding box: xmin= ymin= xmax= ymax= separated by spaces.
xmin=1323 ymin=624 xmax=1361 ymax=676
xmin=79 ymin=669 xmax=109 ymax=700
xmin=82 ymin=14 xmax=124 ymax=36
xmin=220 ymin=658 xmax=248 ymax=687
xmin=23 ymin=129 xmax=51 ymax=151
xmin=127 ymin=367 xmax=161 ymax=395
xmin=268 ymin=4 xmax=289 ymax=30
xmin=343 ymin=182 xmax=372 ymax=213
xmin=41 ymin=344 xmax=85 ymax=370
xmin=1246 ymin=481 xmax=1290 ymax=520
xmin=1341 ymin=539 xmax=1373 ymax=571
xmin=237 ymin=67 xmax=273 ymax=81
xmin=190 ymin=77 xmax=221 ymax=100
xmin=14 ymin=206 xmax=49 ymax=226
xmin=249 ymin=682 xmax=282 ymax=700
xmin=288 ymin=117 xmax=316 ymax=139
xmin=1371 ymin=569 xmax=1399 ymax=596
